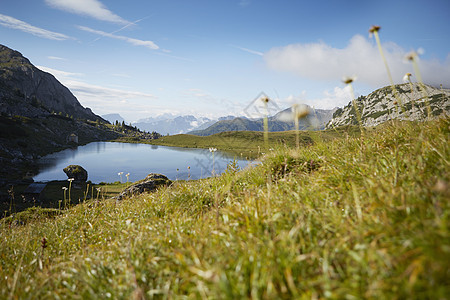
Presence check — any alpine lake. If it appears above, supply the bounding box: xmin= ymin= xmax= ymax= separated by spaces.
xmin=33 ymin=142 xmax=253 ymax=183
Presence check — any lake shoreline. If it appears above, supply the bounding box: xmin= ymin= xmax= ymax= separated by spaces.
xmin=32 ymin=141 xmax=251 ymax=184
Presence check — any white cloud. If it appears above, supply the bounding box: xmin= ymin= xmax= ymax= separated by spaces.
xmin=78 ymin=25 xmax=159 ymax=50
xmin=264 ymin=35 xmax=450 ymax=88
xmin=37 ymin=66 xmax=157 ymax=121
xmin=38 ymin=66 xmax=154 ymax=100
xmin=281 ymin=86 xmax=354 ymax=110
xmin=45 ymin=0 xmax=129 ymax=25
xmin=37 ymin=66 xmax=84 ymax=78
xmin=66 ymin=80 xmax=156 ymax=101
xmin=47 ymin=56 xmax=67 ymax=60
xmin=0 ymin=13 xmax=73 ymax=40
xmin=310 ymin=86 xmax=354 ymax=109
xmin=65 ymin=80 xmax=158 ymax=121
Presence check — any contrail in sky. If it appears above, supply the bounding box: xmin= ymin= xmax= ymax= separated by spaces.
xmin=92 ymin=15 xmax=152 ymax=43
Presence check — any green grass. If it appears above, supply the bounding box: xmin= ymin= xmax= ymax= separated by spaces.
xmin=144 ymin=128 xmax=358 ymax=159
xmin=0 ymin=119 xmax=448 ymax=299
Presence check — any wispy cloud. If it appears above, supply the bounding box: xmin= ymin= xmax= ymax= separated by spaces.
xmin=45 ymin=0 xmax=129 ymax=25
xmin=47 ymin=56 xmax=67 ymax=61
xmin=38 ymin=65 xmax=157 ymax=120
xmin=66 ymin=80 xmax=156 ymax=101
xmin=38 ymin=66 xmax=155 ymax=100
xmin=37 ymin=66 xmax=84 ymax=78
xmin=78 ymin=25 xmax=159 ymax=50
xmin=0 ymin=13 xmax=73 ymax=40
xmin=153 ymin=51 xmax=194 ymax=62
xmin=67 ymin=80 xmax=159 ymax=121
xmin=112 ymin=73 xmax=132 ymax=78
xmin=91 ymin=16 xmax=151 ymax=43
xmin=282 ymin=87 xmax=354 ymax=110
xmin=264 ymin=34 xmax=450 ymax=87
xmin=231 ymin=45 xmax=263 ymax=56
xmin=239 ymin=0 xmax=251 ymax=7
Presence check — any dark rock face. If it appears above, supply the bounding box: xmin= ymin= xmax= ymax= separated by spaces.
xmin=115 ymin=173 xmax=171 ymax=200
xmin=63 ymin=165 xmax=88 ymax=182
xmin=0 ymin=44 xmax=121 ymax=182
xmin=0 ymin=44 xmax=102 ymax=121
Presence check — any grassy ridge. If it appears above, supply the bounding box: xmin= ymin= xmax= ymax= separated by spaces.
xmin=147 ymin=127 xmax=359 ymax=158
xmin=0 ymin=119 xmax=449 ymax=298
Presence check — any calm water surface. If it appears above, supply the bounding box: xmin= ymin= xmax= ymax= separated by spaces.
xmin=33 ymin=142 xmax=253 ymax=183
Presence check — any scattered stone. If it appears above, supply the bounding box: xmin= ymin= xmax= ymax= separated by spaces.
xmin=22 ymin=182 xmax=47 ymax=202
xmin=115 ymin=173 xmax=171 ymax=201
xmin=63 ymin=165 xmax=88 ymax=182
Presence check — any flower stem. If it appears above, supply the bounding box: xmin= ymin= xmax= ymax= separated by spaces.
xmin=411 ymin=57 xmax=431 ymax=118
xmin=263 ymin=101 xmax=269 ymax=151
xmin=373 ymin=30 xmax=403 ymax=113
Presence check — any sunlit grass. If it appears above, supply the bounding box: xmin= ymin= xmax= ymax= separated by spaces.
xmin=146 ymin=128 xmax=357 ymax=159
xmin=1 ymin=118 xmax=448 ymax=298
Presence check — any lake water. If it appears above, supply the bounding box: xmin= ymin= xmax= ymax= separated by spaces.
xmin=33 ymin=142 xmax=253 ymax=183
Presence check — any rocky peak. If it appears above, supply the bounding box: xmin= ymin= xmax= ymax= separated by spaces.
xmin=0 ymin=44 xmax=102 ymax=122
xmin=326 ymin=83 xmax=450 ymax=128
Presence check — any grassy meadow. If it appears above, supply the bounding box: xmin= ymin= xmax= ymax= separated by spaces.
xmin=0 ymin=118 xmax=448 ymax=299
xmin=144 ymin=126 xmax=359 ymax=159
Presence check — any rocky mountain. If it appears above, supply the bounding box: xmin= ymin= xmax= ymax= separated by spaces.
xmin=189 ymin=107 xmax=335 ymax=136
xmin=0 ymin=45 xmax=102 ymax=121
xmin=133 ymin=115 xmax=234 ymax=135
xmin=0 ymin=44 xmax=120 ymax=182
xmin=326 ymin=83 xmax=450 ymax=128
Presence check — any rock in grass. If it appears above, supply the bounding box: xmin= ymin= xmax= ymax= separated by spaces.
xmin=63 ymin=165 xmax=88 ymax=182
xmin=115 ymin=173 xmax=171 ymax=201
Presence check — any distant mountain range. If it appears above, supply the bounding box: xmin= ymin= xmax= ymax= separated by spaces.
xmin=129 ymin=107 xmax=336 ymax=136
xmin=326 ymin=83 xmax=450 ymax=128
xmin=189 ymin=107 xmax=336 ymax=136
xmin=102 ymin=83 xmax=449 ymax=137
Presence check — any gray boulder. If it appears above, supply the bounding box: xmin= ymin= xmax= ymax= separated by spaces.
xmin=115 ymin=173 xmax=171 ymax=200
xmin=63 ymin=165 xmax=88 ymax=182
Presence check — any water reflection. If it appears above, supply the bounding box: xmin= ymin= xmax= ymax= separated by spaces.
xmin=33 ymin=142 xmax=253 ymax=183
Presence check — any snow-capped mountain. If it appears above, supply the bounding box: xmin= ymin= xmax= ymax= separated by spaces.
xmin=132 ymin=115 xmax=235 ymax=135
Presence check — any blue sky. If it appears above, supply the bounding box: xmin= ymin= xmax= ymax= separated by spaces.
xmin=1 ymin=0 xmax=449 ymax=122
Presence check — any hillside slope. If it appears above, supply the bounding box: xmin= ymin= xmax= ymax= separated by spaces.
xmin=1 ymin=118 xmax=448 ymax=298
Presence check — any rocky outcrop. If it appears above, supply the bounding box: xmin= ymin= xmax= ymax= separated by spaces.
xmin=115 ymin=173 xmax=171 ymax=200
xmin=326 ymin=83 xmax=450 ymax=128
xmin=63 ymin=165 xmax=88 ymax=182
